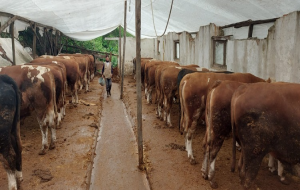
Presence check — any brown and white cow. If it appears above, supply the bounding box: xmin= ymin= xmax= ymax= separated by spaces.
xmin=154 ymin=62 xmax=180 ymax=117
xmin=26 ymin=60 xmax=67 ymax=126
xmin=179 ymin=72 xmax=266 ymax=164
xmin=144 ymin=60 xmax=161 ymax=97
xmin=57 ymin=55 xmax=90 ymax=92
xmin=0 ymin=65 xmax=58 ymax=155
xmin=145 ymin=61 xmax=179 ymax=104
xmin=133 ymin=57 xmax=152 ymax=80
xmin=202 ymin=80 xmax=259 ymax=188
xmin=159 ymin=65 xmax=199 ymax=127
xmin=0 ymin=75 xmax=22 ymax=190
xmin=59 ymin=53 xmax=95 ymax=86
xmin=231 ymin=82 xmax=299 ymax=189
xmin=32 ymin=57 xmax=81 ymax=103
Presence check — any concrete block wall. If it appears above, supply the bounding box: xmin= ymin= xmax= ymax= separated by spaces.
xmin=119 ymin=37 xmax=155 ymax=75
xmin=227 ymin=11 xmax=300 ymax=83
xmin=195 ymin=23 xmax=220 ymax=69
xmin=122 ymin=11 xmax=300 ymax=85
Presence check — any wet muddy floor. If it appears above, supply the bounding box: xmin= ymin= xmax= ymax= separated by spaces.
xmin=0 ymin=79 xmax=103 ymax=190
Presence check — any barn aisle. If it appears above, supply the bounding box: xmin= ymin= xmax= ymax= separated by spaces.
xmin=89 ymin=82 xmax=150 ymax=190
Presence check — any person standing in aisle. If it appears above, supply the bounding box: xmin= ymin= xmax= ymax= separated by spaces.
xmin=102 ymin=55 xmax=113 ymax=97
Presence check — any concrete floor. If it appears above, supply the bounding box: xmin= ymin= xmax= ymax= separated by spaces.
xmin=89 ymin=83 xmax=149 ymax=190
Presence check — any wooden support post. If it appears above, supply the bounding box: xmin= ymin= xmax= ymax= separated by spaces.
xmin=10 ymin=21 xmax=16 ymax=65
xmin=44 ymin=28 xmax=47 ymax=55
xmin=119 ymin=25 xmax=122 ymax=78
xmin=49 ymin=29 xmax=53 ymax=55
xmin=120 ymin=0 xmax=127 ymax=99
xmin=55 ymin=30 xmax=58 ymax=55
xmin=32 ymin=23 xmax=37 ymax=58
xmin=248 ymin=24 xmax=253 ymax=38
xmin=135 ymin=0 xmax=144 ymax=168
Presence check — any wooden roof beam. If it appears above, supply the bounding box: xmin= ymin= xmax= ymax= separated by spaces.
xmin=0 ymin=11 xmax=57 ymax=31
xmin=220 ymin=17 xmax=278 ymax=29
xmin=0 ymin=15 xmax=17 ymax=33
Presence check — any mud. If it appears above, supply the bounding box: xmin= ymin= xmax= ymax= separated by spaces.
xmin=122 ymin=76 xmax=300 ymax=190
xmin=0 ymin=79 xmax=103 ymax=189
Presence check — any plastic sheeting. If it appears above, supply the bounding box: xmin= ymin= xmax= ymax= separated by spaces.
xmin=0 ymin=0 xmax=300 ymax=40
xmin=0 ymin=38 xmax=33 ymax=65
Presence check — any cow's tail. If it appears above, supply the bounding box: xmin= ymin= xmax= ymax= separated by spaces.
xmin=1 ymin=75 xmax=22 ymax=171
xmin=231 ymin=96 xmax=237 ymax=173
xmin=1 ymin=75 xmax=21 ymax=133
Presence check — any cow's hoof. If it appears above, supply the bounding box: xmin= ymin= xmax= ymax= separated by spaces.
xmin=280 ymin=178 xmax=290 ymax=185
xmin=268 ymin=169 xmax=277 ymax=176
xmin=160 ymin=117 xmax=163 ymax=121
xmin=190 ymin=159 xmax=197 ymax=165
xmin=210 ymin=181 xmax=218 ymax=189
xmin=39 ymin=149 xmax=46 ymax=155
xmin=49 ymin=143 xmax=56 ymax=150
xmin=202 ymin=173 xmax=208 ymax=180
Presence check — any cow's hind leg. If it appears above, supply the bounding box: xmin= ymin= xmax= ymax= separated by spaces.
xmin=166 ymin=95 xmax=173 ymax=127
xmin=243 ymin=152 xmax=265 ymax=189
xmin=185 ymin=130 xmax=196 ymax=165
xmin=1 ymin=144 xmax=18 ymax=190
xmin=38 ymin=124 xmax=49 ymax=155
xmin=278 ymin=160 xmax=289 ymax=185
xmin=206 ymin=138 xmax=225 ymax=189
xmin=268 ymin=154 xmax=277 ymax=174
xmin=11 ymin=124 xmax=23 ymax=184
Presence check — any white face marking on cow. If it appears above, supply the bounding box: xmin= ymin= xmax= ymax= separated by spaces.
xmin=207 ymin=78 xmax=210 ymax=83
xmin=175 ymin=66 xmax=182 ymax=69
xmin=0 ymin=68 xmax=2 ymax=72
xmin=196 ymin=68 xmax=203 ymax=71
xmin=7 ymin=171 xmax=17 ymax=190
xmin=52 ymin=61 xmax=58 ymax=64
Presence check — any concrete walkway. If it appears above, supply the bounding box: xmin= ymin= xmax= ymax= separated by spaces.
xmin=89 ymin=83 xmax=149 ymax=190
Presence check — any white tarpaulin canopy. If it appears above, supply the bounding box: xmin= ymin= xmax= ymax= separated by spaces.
xmin=1 ymin=0 xmax=300 ymax=40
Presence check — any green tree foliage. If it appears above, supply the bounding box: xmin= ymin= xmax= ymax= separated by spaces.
xmin=62 ymin=26 xmax=133 ymax=68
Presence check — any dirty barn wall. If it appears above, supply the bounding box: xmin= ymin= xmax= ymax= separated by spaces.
xmin=123 ymin=11 xmax=300 ymax=83
xmin=120 ymin=37 xmax=155 ymax=75
xmin=195 ymin=24 xmax=220 ymax=69
xmin=226 ymin=11 xmax=300 ymax=83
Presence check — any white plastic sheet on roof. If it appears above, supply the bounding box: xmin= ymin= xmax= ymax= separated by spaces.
xmin=0 ymin=0 xmax=300 ymax=41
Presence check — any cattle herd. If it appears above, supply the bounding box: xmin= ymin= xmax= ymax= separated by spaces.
xmin=1 ymin=54 xmax=300 ymax=190
xmin=0 ymin=53 xmax=95 ymax=190
xmin=138 ymin=58 xmax=300 ymax=189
